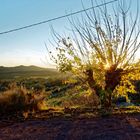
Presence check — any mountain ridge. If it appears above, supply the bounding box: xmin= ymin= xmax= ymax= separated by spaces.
xmin=0 ymin=65 xmax=59 ymax=80
xmin=0 ymin=65 xmax=57 ymax=72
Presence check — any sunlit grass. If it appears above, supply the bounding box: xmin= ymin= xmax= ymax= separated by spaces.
xmin=0 ymin=83 xmax=46 ymax=118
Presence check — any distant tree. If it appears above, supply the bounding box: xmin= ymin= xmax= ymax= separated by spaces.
xmin=47 ymin=0 xmax=140 ymax=108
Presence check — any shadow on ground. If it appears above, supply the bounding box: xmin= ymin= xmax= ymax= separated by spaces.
xmin=0 ymin=114 xmax=140 ymax=140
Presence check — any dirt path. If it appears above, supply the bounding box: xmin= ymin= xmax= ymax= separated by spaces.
xmin=0 ymin=114 xmax=140 ymax=140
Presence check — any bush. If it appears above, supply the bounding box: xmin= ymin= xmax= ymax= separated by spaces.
xmin=0 ymin=81 xmax=11 ymax=92
xmin=0 ymin=83 xmax=46 ymax=117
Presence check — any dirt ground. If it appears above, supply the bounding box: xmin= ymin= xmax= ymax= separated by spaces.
xmin=0 ymin=114 xmax=140 ymax=140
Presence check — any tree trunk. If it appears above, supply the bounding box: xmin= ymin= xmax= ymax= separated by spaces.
xmin=85 ymin=69 xmax=101 ymax=105
xmin=105 ymin=68 xmax=123 ymax=108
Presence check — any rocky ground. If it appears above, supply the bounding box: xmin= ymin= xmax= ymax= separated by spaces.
xmin=0 ymin=114 xmax=140 ymax=140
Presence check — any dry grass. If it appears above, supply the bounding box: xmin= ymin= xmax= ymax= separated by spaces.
xmin=0 ymin=83 xmax=46 ymax=117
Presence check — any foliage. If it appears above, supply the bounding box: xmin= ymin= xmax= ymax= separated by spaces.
xmin=114 ymin=70 xmax=140 ymax=101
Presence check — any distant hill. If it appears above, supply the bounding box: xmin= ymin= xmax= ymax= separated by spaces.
xmin=0 ymin=65 xmax=56 ymax=73
xmin=0 ymin=65 xmax=60 ymax=80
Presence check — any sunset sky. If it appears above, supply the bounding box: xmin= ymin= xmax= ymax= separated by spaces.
xmin=0 ymin=0 xmax=138 ymax=68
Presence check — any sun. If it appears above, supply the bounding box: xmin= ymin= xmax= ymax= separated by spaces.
xmin=104 ymin=62 xmax=110 ymax=70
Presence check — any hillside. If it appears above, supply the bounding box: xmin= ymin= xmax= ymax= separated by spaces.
xmin=0 ymin=65 xmax=60 ymax=80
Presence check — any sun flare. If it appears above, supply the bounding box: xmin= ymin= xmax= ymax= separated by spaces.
xmin=104 ymin=62 xmax=110 ymax=70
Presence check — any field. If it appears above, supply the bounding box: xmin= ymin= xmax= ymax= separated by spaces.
xmin=0 ymin=66 xmax=140 ymax=139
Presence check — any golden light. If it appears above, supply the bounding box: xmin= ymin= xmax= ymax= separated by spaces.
xmin=104 ymin=62 xmax=110 ymax=70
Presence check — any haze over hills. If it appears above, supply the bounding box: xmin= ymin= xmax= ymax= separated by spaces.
xmin=0 ymin=65 xmax=60 ymax=80
xmin=0 ymin=65 xmax=56 ymax=72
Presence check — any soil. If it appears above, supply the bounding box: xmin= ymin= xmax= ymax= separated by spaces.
xmin=0 ymin=114 xmax=140 ymax=140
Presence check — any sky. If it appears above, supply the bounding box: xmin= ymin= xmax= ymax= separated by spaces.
xmin=0 ymin=0 xmax=138 ymax=68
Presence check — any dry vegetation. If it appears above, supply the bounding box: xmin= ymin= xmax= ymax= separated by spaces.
xmin=0 ymin=77 xmax=140 ymax=121
xmin=0 ymin=82 xmax=46 ymax=119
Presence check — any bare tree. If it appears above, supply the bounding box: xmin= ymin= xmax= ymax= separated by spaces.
xmin=48 ymin=0 xmax=140 ymax=108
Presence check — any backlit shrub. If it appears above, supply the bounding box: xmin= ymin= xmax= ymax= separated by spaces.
xmin=0 ymin=83 xmax=46 ymax=116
